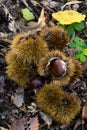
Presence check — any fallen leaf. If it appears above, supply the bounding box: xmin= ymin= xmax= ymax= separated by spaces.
xmin=82 ymin=61 xmax=87 ymax=71
xmin=10 ymin=119 xmax=26 ymax=130
xmin=22 ymin=8 xmax=35 ymax=21
xmin=41 ymin=0 xmax=54 ymax=12
xmin=48 ymin=1 xmax=59 ymax=8
xmin=61 ymin=1 xmax=82 ymax=10
xmin=13 ymin=89 xmax=24 ymax=108
xmin=74 ymin=120 xmax=81 ymax=130
xmin=0 ymin=127 xmax=9 ymax=130
xmin=0 ymin=75 xmax=5 ymax=93
xmin=82 ymin=101 xmax=87 ymax=121
xmin=38 ymin=8 xmax=46 ymax=27
xmin=23 ymin=8 xmax=46 ymax=37
xmin=27 ymin=102 xmax=38 ymax=115
xmin=0 ymin=3 xmax=16 ymax=32
xmin=21 ymin=0 xmax=32 ymax=12
xmin=29 ymin=115 xmax=39 ymax=130
xmin=40 ymin=111 xmax=52 ymax=126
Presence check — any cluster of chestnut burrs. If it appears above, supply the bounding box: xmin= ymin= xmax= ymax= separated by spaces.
xmin=6 ymin=26 xmax=82 ymax=125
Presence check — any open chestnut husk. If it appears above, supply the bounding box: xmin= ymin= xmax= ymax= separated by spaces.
xmin=38 ymin=50 xmax=76 ymax=86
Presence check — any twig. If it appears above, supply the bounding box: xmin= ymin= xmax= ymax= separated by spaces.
xmin=61 ymin=1 xmax=83 ymax=10
xmin=21 ymin=0 xmax=32 ymax=11
xmin=70 ymin=32 xmax=76 ymax=43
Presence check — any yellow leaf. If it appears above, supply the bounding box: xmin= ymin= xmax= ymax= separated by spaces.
xmin=52 ymin=10 xmax=86 ymax=25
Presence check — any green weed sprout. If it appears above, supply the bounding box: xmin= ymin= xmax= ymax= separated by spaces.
xmin=70 ymin=36 xmax=87 ymax=62
xmin=52 ymin=10 xmax=87 ymax=62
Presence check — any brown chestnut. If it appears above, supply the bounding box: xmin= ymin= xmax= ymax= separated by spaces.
xmin=29 ymin=76 xmax=43 ymax=90
xmin=49 ymin=59 xmax=66 ymax=77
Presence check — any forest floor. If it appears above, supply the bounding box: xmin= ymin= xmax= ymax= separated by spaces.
xmin=0 ymin=0 xmax=87 ymax=130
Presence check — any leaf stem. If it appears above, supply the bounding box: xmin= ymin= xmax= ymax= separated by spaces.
xmin=70 ymin=31 xmax=76 ymax=43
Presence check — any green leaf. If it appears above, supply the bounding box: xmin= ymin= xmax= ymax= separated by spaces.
xmin=74 ymin=53 xmax=81 ymax=59
xmin=76 ymin=45 xmax=83 ymax=52
xmin=73 ymin=36 xmax=87 ymax=48
xmin=74 ymin=36 xmax=80 ymax=43
xmin=82 ymin=49 xmax=87 ymax=56
xmin=70 ymin=42 xmax=76 ymax=48
xmin=79 ymin=54 xmax=86 ymax=62
xmin=78 ymin=40 xmax=87 ymax=48
xmin=66 ymin=25 xmax=75 ymax=36
xmin=75 ymin=53 xmax=86 ymax=62
xmin=22 ymin=8 xmax=35 ymax=21
xmin=73 ymin=22 xmax=85 ymax=31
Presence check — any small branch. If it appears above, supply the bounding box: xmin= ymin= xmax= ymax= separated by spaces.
xmin=70 ymin=32 xmax=76 ymax=43
xmin=61 ymin=1 xmax=83 ymax=10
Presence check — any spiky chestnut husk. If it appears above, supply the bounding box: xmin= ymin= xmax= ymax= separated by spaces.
xmin=5 ymin=51 xmax=37 ymax=87
xmin=10 ymin=34 xmax=48 ymax=65
xmin=5 ymin=51 xmax=17 ymax=65
xmin=6 ymin=61 xmax=29 ymax=86
xmin=10 ymin=33 xmax=24 ymax=49
xmin=6 ymin=51 xmax=37 ymax=86
xmin=36 ymin=82 xmax=80 ymax=125
xmin=73 ymin=60 xmax=82 ymax=78
xmin=39 ymin=26 xmax=69 ymax=50
xmin=38 ymin=50 xmax=75 ymax=86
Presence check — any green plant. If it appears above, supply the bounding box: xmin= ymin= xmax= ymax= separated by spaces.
xmin=66 ymin=22 xmax=85 ymax=36
xmin=70 ymin=36 xmax=87 ymax=62
xmin=52 ymin=10 xmax=87 ymax=62
xmin=64 ymin=22 xmax=87 ymax=62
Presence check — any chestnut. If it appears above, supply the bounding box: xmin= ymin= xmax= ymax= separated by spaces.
xmin=29 ymin=76 xmax=43 ymax=90
xmin=49 ymin=59 xmax=67 ymax=77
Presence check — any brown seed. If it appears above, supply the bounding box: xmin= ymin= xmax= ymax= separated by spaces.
xmin=49 ymin=59 xmax=66 ymax=77
xmin=29 ymin=76 xmax=43 ymax=90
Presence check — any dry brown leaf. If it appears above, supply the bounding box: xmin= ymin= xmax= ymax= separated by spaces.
xmin=82 ymin=61 xmax=87 ymax=71
xmin=61 ymin=1 xmax=82 ymax=10
xmin=82 ymin=101 xmax=87 ymax=121
xmin=10 ymin=118 xmax=26 ymax=130
xmin=40 ymin=111 xmax=52 ymax=126
xmin=38 ymin=8 xmax=46 ymax=28
xmin=13 ymin=93 xmax=24 ymax=108
xmin=21 ymin=0 xmax=32 ymax=12
xmin=0 ymin=3 xmax=16 ymax=32
xmin=41 ymin=0 xmax=58 ymax=9
xmin=29 ymin=115 xmax=39 ymax=130
xmin=0 ymin=127 xmax=9 ymax=130
xmin=73 ymin=120 xmax=81 ymax=130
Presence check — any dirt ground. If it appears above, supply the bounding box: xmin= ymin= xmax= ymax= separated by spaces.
xmin=0 ymin=0 xmax=87 ymax=130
